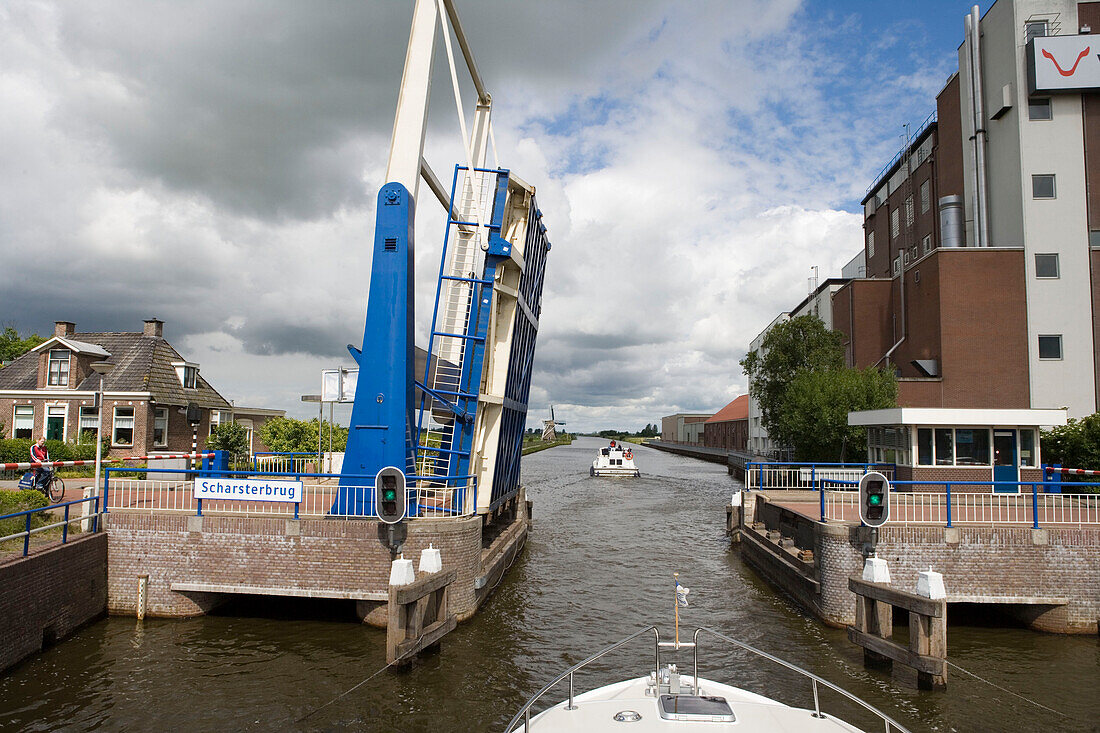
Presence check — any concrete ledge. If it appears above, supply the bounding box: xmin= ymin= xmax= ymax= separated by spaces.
xmin=946 ymin=594 xmax=1069 ymax=605
xmin=170 ymin=582 xmax=388 ymax=601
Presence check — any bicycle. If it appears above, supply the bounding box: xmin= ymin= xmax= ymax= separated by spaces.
xmin=21 ymin=470 xmax=65 ymax=503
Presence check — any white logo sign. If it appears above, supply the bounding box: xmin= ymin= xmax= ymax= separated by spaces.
xmin=194 ymin=477 xmax=303 ymax=503
xmin=1029 ymin=35 xmax=1100 ymax=93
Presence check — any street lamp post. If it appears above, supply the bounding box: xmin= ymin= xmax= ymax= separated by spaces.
xmin=89 ymin=361 xmax=115 ymax=527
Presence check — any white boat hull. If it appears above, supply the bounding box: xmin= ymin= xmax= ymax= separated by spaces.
xmin=516 ymin=675 xmax=866 ymax=732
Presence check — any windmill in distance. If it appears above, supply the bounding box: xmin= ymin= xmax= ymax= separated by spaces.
xmin=542 ymin=405 xmax=566 ymax=442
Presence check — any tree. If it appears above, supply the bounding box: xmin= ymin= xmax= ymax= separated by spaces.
xmin=257 ymin=417 xmax=348 ymax=454
xmin=206 ymin=422 xmax=251 ymax=464
xmin=1041 ymin=413 xmax=1100 ymax=476
xmin=739 ymin=315 xmax=845 ymax=442
xmin=0 ymin=327 xmax=45 ymax=365
xmin=776 ymin=367 xmax=898 ymax=461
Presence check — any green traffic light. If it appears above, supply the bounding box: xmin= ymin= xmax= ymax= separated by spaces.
xmin=869 ymin=494 xmax=882 ymax=505
xmin=383 ymin=488 xmax=397 ymax=501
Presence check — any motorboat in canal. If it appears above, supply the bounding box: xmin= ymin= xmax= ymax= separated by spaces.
xmin=507 ymin=626 xmax=910 ymax=732
xmin=590 ymin=441 xmax=641 ymax=477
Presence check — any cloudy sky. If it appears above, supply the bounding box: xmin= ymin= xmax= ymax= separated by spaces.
xmin=1 ymin=0 xmax=969 ymax=431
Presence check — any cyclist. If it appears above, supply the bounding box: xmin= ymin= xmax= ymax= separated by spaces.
xmin=30 ymin=437 xmax=52 ymax=490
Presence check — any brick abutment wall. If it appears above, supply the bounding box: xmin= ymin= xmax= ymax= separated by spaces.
xmin=105 ymin=497 xmax=528 ymax=626
xmin=0 ymin=533 xmax=108 ymax=672
xmin=743 ymin=492 xmax=1099 ymax=634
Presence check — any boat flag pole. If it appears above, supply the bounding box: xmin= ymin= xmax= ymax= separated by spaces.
xmin=674 ymin=572 xmax=680 ymax=649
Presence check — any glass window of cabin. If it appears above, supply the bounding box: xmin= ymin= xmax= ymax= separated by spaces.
xmin=955 ymin=428 xmax=990 ymax=465
xmin=917 ymin=428 xmax=933 ymax=465
xmin=934 ymin=428 xmax=953 ymax=465
xmin=14 ymin=405 xmax=34 ymax=439
xmin=1032 ymin=174 xmax=1056 ymax=199
xmin=1019 ymin=429 xmax=1036 ymax=467
xmin=1035 ymin=253 xmax=1059 ymax=278
xmin=1028 ymin=98 xmax=1052 ymax=120
xmin=113 ymin=406 xmax=135 ymax=446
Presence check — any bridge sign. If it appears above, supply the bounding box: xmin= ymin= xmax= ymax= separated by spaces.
xmin=194 ymin=477 xmax=303 ymax=503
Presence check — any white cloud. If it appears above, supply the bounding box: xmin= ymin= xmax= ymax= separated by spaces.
xmin=0 ymin=0 xmax=954 ymax=431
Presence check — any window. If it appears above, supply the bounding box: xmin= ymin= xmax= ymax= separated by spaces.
xmin=1091 ymin=231 xmax=1100 ymax=248
xmin=893 ymin=256 xmax=901 ymax=275
xmin=14 ymin=405 xmax=34 ymax=439
xmin=1035 ymin=253 xmax=1059 ymax=278
xmin=1025 ymin=20 xmax=1048 ymax=43
xmin=1019 ymin=429 xmax=1036 ymax=467
xmin=47 ymin=350 xmax=70 ymax=387
xmin=183 ymin=366 xmax=197 ymax=389
xmin=209 ymin=410 xmax=225 ymax=437
xmin=920 ymin=180 xmax=930 ymax=214
xmin=1032 ymin=174 xmax=1056 ymax=199
xmin=154 ymin=407 xmax=168 ymax=447
xmin=891 ymin=208 xmax=900 ymax=239
xmin=1038 ymin=334 xmax=1063 ymax=359
xmin=867 ymin=231 xmax=875 ymax=258
xmin=904 ymin=250 xmax=911 ymax=265
xmin=46 ymin=405 xmax=66 ymax=441
xmin=917 ymin=428 xmax=933 ymax=466
xmin=922 ymin=234 xmax=932 ymax=255
xmin=113 ymin=406 xmax=135 ymax=446
xmin=934 ymin=428 xmax=953 ymax=466
xmin=904 ymin=195 xmax=915 ymax=228
xmin=1028 ymin=98 xmax=1052 ymax=120
xmin=79 ymin=407 xmax=99 ymax=444
xmin=955 ymin=429 xmax=990 ymax=465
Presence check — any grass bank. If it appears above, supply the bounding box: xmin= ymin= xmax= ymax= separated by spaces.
xmin=522 ymin=435 xmax=574 ymax=455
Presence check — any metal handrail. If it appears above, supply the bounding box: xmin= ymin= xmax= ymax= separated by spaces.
xmin=692 ymin=628 xmax=910 ymax=733
xmin=505 ymin=626 xmax=660 ymax=732
xmin=505 ymin=626 xmax=911 ymax=733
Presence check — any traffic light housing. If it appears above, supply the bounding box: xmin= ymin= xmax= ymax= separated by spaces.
xmin=375 ymin=466 xmax=407 ymax=524
xmin=858 ymin=471 xmax=890 ymax=528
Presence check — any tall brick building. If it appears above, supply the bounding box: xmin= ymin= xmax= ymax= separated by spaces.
xmin=838 ymin=0 xmax=1100 ymax=418
xmin=0 ymin=319 xmax=282 ymax=456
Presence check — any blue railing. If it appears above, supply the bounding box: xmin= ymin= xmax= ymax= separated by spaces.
xmin=820 ymin=478 xmax=1100 ymax=528
xmin=103 ymin=466 xmax=475 ymax=519
xmin=0 ymin=495 xmax=102 ymax=558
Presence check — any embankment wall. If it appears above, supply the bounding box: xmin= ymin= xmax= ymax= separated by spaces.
xmin=741 ymin=492 xmax=1099 ymax=633
xmin=0 ymin=533 xmax=107 ymax=672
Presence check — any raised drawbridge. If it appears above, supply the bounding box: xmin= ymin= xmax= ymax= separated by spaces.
xmin=336 ymin=0 xmax=550 ymax=518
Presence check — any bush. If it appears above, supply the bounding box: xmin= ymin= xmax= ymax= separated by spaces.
xmin=0 ymin=438 xmax=100 ymax=465
xmin=0 ymin=489 xmax=49 ymax=539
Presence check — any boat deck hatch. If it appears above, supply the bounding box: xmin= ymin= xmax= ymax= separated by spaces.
xmin=657 ymin=695 xmax=736 ymax=723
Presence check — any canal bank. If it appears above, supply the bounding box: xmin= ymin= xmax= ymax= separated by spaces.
xmin=0 ymin=438 xmax=1097 ymax=731
xmin=735 ymin=490 xmax=1100 ymax=634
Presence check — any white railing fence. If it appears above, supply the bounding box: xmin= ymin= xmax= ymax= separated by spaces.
xmin=823 ymin=490 xmax=1099 ymax=527
xmin=745 ymin=463 xmax=893 ymax=490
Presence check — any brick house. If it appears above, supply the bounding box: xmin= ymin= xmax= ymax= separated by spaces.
xmin=0 ymin=319 xmax=280 ymax=456
xmin=703 ymin=395 xmax=749 ymax=452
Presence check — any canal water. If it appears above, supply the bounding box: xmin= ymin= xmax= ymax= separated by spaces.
xmin=0 ymin=437 xmax=1097 ymax=731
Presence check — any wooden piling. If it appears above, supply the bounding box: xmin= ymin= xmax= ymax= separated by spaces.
xmin=848 ymin=576 xmax=947 ymax=688
xmin=386 ymin=569 xmax=457 ymax=666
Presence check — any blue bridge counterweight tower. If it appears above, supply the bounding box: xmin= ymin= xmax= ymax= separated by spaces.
xmin=335 ymin=183 xmax=416 ymax=515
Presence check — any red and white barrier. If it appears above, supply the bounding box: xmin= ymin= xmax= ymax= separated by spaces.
xmin=2 ymin=452 xmax=214 ymax=472
xmin=1046 ymin=466 xmax=1100 ymax=477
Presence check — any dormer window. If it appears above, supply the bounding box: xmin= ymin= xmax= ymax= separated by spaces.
xmin=172 ymin=361 xmax=200 ymax=389
xmin=48 ymin=350 xmax=70 ymax=387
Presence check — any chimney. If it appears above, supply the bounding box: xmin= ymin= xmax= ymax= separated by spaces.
xmin=143 ymin=318 xmax=164 ymax=338
xmin=54 ymin=321 xmax=75 ymax=338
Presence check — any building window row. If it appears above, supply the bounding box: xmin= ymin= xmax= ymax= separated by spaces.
xmin=916 ymin=428 xmax=1036 ymax=467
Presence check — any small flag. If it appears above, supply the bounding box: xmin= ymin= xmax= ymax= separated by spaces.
xmin=676 ymin=581 xmax=690 ymax=608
